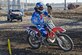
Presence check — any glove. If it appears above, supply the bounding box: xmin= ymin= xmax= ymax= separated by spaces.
xmin=48 ymin=15 xmax=52 ymax=18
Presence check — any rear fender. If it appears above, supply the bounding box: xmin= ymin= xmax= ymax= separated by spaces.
xmin=26 ymin=27 xmax=40 ymax=36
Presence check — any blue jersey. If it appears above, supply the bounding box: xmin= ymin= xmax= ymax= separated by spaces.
xmin=31 ymin=10 xmax=48 ymax=25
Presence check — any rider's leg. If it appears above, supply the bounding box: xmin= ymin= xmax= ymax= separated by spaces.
xmin=36 ymin=25 xmax=50 ymax=46
xmin=36 ymin=25 xmax=48 ymax=37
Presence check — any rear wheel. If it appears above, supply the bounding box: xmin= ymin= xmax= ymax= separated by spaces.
xmin=27 ymin=30 xmax=41 ymax=49
xmin=57 ymin=34 xmax=74 ymax=51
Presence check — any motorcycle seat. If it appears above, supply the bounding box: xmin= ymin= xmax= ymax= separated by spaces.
xmin=29 ymin=26 xmax=37 ymax=29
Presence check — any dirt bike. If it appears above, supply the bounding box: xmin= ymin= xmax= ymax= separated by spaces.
xmin=26 ymin=18 xmax=74 ymax=51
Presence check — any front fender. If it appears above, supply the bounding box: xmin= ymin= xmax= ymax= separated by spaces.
xmin=52 ymin=27 xmax=66 ymax=33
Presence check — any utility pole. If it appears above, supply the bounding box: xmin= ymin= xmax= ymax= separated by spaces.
xmin=0 ymin=0 xmax=1 ymax=9
xmin=17 ymin=0 xmax=20 ymax=9
xmin=76 ymin=0 xmax=78 ymax=3
xmin=25 ymin=0 xmax=27 ymax=8
xmin=0 ymin=0 xmax=2 ymax=9
xmin=7 ymin=0 xmax=10 ymax=18
xmin=12 ymin=0 xmax=15 ymax=9
xmin=8 ymin=0 xmax=10 ymax=11
xmin=64 ymin=0 xmax=66 ymax=10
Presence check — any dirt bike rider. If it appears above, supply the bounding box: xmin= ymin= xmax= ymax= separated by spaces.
xmin=31 ymin=2 xmax=51 ymax=41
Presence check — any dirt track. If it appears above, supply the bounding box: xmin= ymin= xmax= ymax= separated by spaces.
xmin=0 ymin=16 xmax=82 ymax=55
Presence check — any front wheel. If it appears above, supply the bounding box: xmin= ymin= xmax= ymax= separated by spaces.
xmin=57 ymin=34 xmax=74 ymax=51
xmin=27 ymin=30 xmax=41 ymax=49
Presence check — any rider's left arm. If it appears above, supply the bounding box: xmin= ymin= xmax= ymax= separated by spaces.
xmin=43 ymin=10 xmax=52 ymax=19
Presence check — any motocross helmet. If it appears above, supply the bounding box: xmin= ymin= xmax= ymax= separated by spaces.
xmin=35 ymin=2 xmax=44 ymax=13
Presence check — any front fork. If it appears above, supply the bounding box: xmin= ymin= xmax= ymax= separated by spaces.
xmin=48 ymin=31 xmax=63 ymax=43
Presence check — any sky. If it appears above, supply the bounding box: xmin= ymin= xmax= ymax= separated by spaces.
xmin=21 ymin=0 xmax=82 ymax=4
